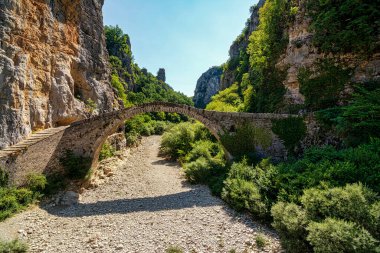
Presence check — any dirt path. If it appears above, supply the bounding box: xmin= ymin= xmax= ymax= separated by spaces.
xmin=0 ymin=136 xmax=281 ymax=253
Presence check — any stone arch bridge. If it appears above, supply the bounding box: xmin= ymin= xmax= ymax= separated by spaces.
xmin=0 ymin=102 xmax=299 ymax=185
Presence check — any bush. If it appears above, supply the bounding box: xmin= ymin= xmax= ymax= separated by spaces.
xmin=223 ymin=178 xmax=265 ymax=216
xmin=255 ymin=234 xmax=267 ymax=249
xmin=60 ymin=150 xmax=92 ymax=180
xmin=298 ymin=60 xmax=352 ymax=110
xmin=160 ymin=122 xmax=210 ymax=160
xmin=222 ymin=159 xmax=278 ymax=219
xmin=307 ymin=218 xmax=378 ymax=253
xmin=301 ymin=183 xmax=377 ymax=228
xmin=184 ymin=140 xmax=223 ymax=163
xmin=276 ymin=139 xmax=380 ymax=199
xmin=271 ymin=201 xmax=311 ymax=252
xmin=154 ymin=121 xmax=167 ymax=135
xmin=99 ymin=142 xmax=116 ymax=161
xmin=0 ymin=188 xmax=34 ymax=221
xmin=25 ymin=173 xmax=47 ymax=193
xmin=316 ymin=82 xmax=380 ymax=146
xmin=272 ymin=184 xmax=380 ymax=253
xmin=337 ymin=85 xmax=380 ymax=146
xmin=306 ymin=0 xmax=378 ymax=54
xmin=370 ymin=201 xmax=380 ymax=239
xmin=183 ymin=140 xmax=226 ymax=195
xmin=43 ymin=173 xmax=67 ymax=196
xmin=0 ymin=239 xmax=28 ymax=253
xmin=125 ymin=131 xmax=141 ymax=147
xmin=206 ymin=84 xmax=243 ymax=112
xmin=165 ymin=246 xmax=183 ymax=253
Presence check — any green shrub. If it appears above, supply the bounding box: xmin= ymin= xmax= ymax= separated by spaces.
xmin=25 ymin=173 xmax=47 ymax=193
xmin=43 ymin=173 xmax=67 ymax=196
xmin=154 ymin=121 xmax=167 ymax=135
xmin=183 ymin=157 xmax=211 ymax=184
xmin=206 ymin=83 xmax=243 ymax=112
xmin=307 ymin=218 xmax=378 ymax=253
xmin=370 ymin=201 xmax=380 ymax=239
xmin=99 ymin=142 xmax=116 ymax=161
xmin=306 ymin=0 xmax=379 ymax=54
xmin=222 ymin=159 xmax=278 ymax=219
xmin=125 ymin=114 xmax=171 ymax=140
xmin=272 ymin=184 xmax=380 ymax=252
xmin=298 ymin=60 xmax=352 ymax=110
xmin=181 ymin=140 xmax=226 ymax=196
xmin=160 ymin=122 xmax=209 ymax=160
xmin=271 ymin=202 xmax=310 ymax=252
xmin=13 ymin=188 xmax=34 ymax=206
xmin=246 ymin=0 xmax=289 ymax=113
xmin=337 ymin=85 xmax=380 ymax=146
xmin=223 ymin=178 xmax=265 ymax=215
xmin=165 ymin=246 xmax=183 ymax=253
xmin=255 ymin=234 xmax=267 ymax=249
xmin=125 ymin=131 xmax=141 ymax=147
xmin=316 ymin=82 xmax=380 ymax=146
xmin=184 ymin=140 xmax=223 ymax=163
xmin=271 ymin=117 xmax=306 ymax=153
xmin=276 ymin=139 xmax=380 ymax=199
xmin=301 ymin=183 xmax=377 ymax=228
xmin=60 ymin=150 xmax=92 ymax=180
xmin=111 ymin=74 xmax=129 ymax=107
xmin=0 ymin=188 xmax=34 ymax=221
xmin=0 ymin=239 xmax=28 ymax=253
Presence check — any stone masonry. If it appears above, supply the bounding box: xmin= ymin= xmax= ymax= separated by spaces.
xmin=0 ymin=102 xmax=298 ymax=185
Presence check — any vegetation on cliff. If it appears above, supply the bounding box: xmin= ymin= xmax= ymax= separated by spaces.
xmin=104 ymin=25 xmax=192 ymax=107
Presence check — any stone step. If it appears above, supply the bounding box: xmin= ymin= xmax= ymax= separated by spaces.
xmin=0 ymin=126 xmax=69 ymax=158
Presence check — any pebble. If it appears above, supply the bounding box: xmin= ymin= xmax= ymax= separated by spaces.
xmin=0 ymin=136 xmax=282 ymax=253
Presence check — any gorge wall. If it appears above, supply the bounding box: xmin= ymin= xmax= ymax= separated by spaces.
xmin=193 ymin=67 xmax=222 ymax=108
xmin=197 ymin=0 xmax=379 ymax=112
xmin=0 ymin=0 xmax=117 ymax=149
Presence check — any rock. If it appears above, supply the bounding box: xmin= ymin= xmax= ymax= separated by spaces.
xmin=157 ymin=68 xmax=166 ymax=82
xmin=115 ymin=244 xmax=124 ymax=250
xmin=59 ymin=191 xmax=80 ymax=206
xmin=0 ymin=0 xmax=118 ymax=149
xmin=193 ymin=66 xmax=223 ymax=108
xmin=106 ymin=133 xmax=127 ymax=151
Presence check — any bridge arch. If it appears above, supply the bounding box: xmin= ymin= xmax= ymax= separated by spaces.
xmin=88 ymin=102 xmax=226 ymax=167
xmin=1 ymin=102 xmax=296 ymax=185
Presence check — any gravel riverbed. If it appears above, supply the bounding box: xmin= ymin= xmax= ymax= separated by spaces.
xmin=0 ymin=136 xmax=282 ymax=253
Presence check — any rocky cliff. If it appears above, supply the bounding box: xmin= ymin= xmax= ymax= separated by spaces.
xmin=0 ymin=0 xmax=117 ymax=149
xmin=276 ymin=2 xmax=380 ymax=105
xmin=203 ymin=0 xmax=379 ymax=112
xmin=193 ymin=67 xmax=222 ymax=108
xmin=220 ymin=0 xmax=265 ymax=90
xmin=157 ymin=68 xmax=166 ymax=82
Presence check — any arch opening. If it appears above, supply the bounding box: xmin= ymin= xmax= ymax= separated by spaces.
xmin=89 ymin=102 xmax=228 ymax=169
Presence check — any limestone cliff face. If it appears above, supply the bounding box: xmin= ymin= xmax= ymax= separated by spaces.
xmin=0 ymin=0 xmax=117 ymax=148
xmin=215 ymin=0 xmax=379 ymax=107
xmin=193 ymin=67 xmax=222 ymax=108
xmin=276 ymin=3 xmax=380 ymax=104
xmin=220 ymin=0 xmax=265 ymax=90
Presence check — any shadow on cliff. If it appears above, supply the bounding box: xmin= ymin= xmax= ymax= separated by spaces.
xmin=43 ymin=188 xmax=223 ymax=218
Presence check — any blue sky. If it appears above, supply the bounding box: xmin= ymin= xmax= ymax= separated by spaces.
xmin=103 ymin=0 xmax=257 ymax=96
